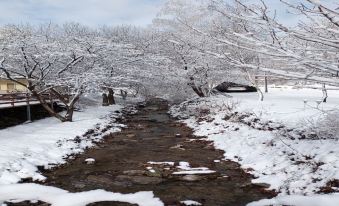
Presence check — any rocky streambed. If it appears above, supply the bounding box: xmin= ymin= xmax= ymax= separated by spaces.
xmin=10 ymin=99 xmax=274 ymax=206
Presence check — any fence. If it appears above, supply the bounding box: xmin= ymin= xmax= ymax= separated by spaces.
xmin=0 ymin=92 xmax=57 ymax=122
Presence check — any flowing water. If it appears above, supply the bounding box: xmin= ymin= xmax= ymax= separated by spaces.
xmin=12 ymin=99 xmax=274 ymax=206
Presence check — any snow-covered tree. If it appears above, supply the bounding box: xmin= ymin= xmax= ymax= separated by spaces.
xmin=0 ymin=24 xmax=103 ymax=122
xmin=153 ymin=0 xmax=237 ymax=98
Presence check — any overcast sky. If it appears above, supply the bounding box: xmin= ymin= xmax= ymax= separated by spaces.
xmin=0 ymin=0 xmax=337 ymax=27
xmin=0 ymin=0 xmax=165 ymax=26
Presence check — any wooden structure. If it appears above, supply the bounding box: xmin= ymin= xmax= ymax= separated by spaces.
xmin=0 ymin=78 xmax=28 ymax=94
xmin=0 ymin=92 xmax=57 ymax=122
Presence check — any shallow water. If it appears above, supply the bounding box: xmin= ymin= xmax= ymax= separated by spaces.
xmin=11 ymin=100 xmax=274 ymax=206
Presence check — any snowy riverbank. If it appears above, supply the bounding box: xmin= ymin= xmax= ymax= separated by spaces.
xmin=0 ymin=105 xmax=125 ymax=185
xmin=0 ymin=102 xmax=168 ymax=206
xmin=0 ymin=183 xmax=163 ymax=206
xmin=170 ymin=86 xmax=339 ymax=206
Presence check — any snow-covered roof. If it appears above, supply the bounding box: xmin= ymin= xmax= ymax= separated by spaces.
xmin=0 ymin=75 xmax=27 ymax=80
xmin=0 ymin=71 xmax=27 ymax=80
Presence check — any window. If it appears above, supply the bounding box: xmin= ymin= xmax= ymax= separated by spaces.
xmin=7 ymin=83 xmax=15 ymax=91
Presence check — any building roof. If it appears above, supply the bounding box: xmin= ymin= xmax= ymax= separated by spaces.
xmin=0 ymin=73 xmax=27 ymax=80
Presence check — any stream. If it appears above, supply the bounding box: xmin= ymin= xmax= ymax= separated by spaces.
xmin=12 ymin=99 xmax=273 ymax=206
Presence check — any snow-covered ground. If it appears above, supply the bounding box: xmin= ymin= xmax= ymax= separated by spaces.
xmin=248 ymin=193 xmax=339 ymax=206
xmin=232 ymin=86 xmax=339 ymax=128
xmin=0 ymin=183 xmax=163 ymax=206
xmin=170 ymin=86 xmax=339 ymax=206
xmin=0 ymin=101 xmax=168 ymax=206
xmin=0 ymin=105 xmax=124 ymax=185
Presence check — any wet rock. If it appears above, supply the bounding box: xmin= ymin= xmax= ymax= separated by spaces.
xmin=180 ymin=175 xmax=204 ymax=182
xmin=122 ymin=170 xmax=146 ymax=176
xmin=175 ymin=134 xmax=182 ymax=138
xmin=111 ymin=180 xmax=133 ymax=187
xmin=87 ymin=175 xmax=113 ymax=185
xmin=115 ymin=175 xmax=163 ymax=185
xmin=136 ymin=124 xmax=146 ymax=130
xmin=163 ymin=135 xmax=175 ymax=138
xmin=170 ymin=144 xmax=185 ymax=151
xmin=240 ymin=182 xmax=270 ymax=189
xmin=217 ymin=175 xmax=231 ymax=181
xmin=125 ymin=139 xmax=139 ymax=143
xmin=72 ymin=181 xmax=87 ymax=189
xmin=126 ymin=134 xmax=136 ymax=138
xmin=149 ymin=119 xmax=158 ymax=123
xmin=252 ymin=182 xmax=270 ymax=188
xmin=146 ymin=169 xmax=162 ymax=178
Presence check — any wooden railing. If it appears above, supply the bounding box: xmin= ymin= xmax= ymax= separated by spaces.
xmin=0 ymin=93 xmax=55 ymax=107
xmin=0 ymin=92 xmax=61 ymax=122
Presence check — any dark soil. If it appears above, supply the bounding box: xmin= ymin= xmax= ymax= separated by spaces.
xmin=9 ymin=99 xmax=274 ymax=206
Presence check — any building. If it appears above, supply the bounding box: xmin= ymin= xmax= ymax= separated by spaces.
xmin=0 ymin=78 xmax=28 ymax=94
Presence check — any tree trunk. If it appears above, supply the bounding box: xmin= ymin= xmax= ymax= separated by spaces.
xmin=264 ymin=73 xmax=268 ymax=93
xmin=190 ymin=85 xmax=205 ymax=97
xmin=188 ymin=77 xmax=205 ymax=97
xmin=120 ymin=89 xmax=128 ymax=100
xmin=64 ymin=109 xmax=74 ymax=122
xmin=245 ymin=70 xmax=264 ymax=101
xmin=322 ymin=83 xmax=328 ymax=103
xmin=108 ymin=88 xmax=115 ymax=105
xmin=30 ymin=88 xmax=81 ymax=122
xmin=102 ymin=93 xmax=109 ymax=106
xmin=31 ymin=90 xmax=68 ymax=122
xmin=65 ymin=91 xmax=82 ymax=122
xmin=257 ymin=87 xmax=264 ymax=101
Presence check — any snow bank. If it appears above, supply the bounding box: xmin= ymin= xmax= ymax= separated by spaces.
xmin=188 ymin=115 xmax=339 ymax=194
xmin=170 ymin=86 xmax=339 ymax=196
xmin=248 ymin=193 xmax=339 ymax=206
xmin=232 ymin=86 xmax=339 ymax=128
xmin=0 ymin=105 xmax=124 ymax=185
xmin=0 ymin=183 xmax=164 ymax=206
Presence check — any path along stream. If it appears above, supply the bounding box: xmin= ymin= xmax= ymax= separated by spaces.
xmin=13 ymin=99 xmax=273 ymax=206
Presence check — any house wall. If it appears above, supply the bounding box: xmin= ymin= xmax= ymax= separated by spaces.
xmin=0 ymin=79 xmax=28 ymax=93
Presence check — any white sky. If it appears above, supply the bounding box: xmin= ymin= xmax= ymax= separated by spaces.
xmin=0 ymin=0 xmax=165 ymax=26
xmin=0 ymin=0 xmax=337 ymax=27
